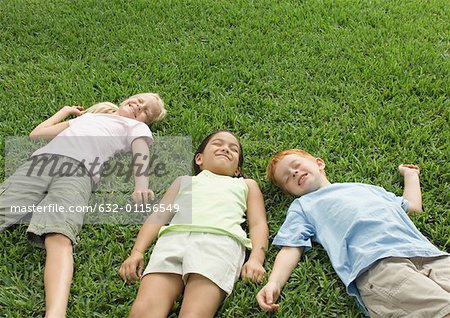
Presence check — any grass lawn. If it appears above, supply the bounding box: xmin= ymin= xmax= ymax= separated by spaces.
xmin=1 ymin=0 xmax=449 ymax=317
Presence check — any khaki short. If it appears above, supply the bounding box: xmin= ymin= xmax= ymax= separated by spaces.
xmin=0 ymin=155 xmax=92 ymax=248
xmin=143 ymin=231 xmax=246 ymax=295
xmin=356 ymin=256 xmax=450 ymax=317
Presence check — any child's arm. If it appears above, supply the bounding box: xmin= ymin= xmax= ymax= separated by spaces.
xmin=119 ymin=176 xmax=181 ymax=282
xmin=119 ymin=222 xmax=164 ymax=282
xmin=256 ymin=246 xmax=304 ymax=311
xmin=398 ymin=164 xmax=422 ymax=214
xmin=131 ymin=137 xmax=154 ymax=205
xmin=242 ymin=179 xmax=269 ymax=283
xmin=29 ymin=106 xmax=83 ymax=139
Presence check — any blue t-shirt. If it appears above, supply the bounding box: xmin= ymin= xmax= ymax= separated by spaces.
xmin=273 ymin=183 xmax=448 ymax=313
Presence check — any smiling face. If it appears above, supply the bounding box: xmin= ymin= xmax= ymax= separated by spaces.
xmin=118 ymin=93 xmax=165 ymax=123
xmin=273 ymin=154 xmax=329 ymax=197
xmin=194 ymin=131 xmax=242 ymax=177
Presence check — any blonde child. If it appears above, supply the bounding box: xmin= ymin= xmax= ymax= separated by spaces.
xmin=119 ymin=130 xmax=269 ymax=318
xmin=0 ymin=93 xmax=166 ymax=318
xmin=257 ymin=149 xmax=450 ymax=317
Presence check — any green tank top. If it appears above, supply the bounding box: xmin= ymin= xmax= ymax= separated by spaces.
xmin=159 ymin=170 xmax=251 ymax=248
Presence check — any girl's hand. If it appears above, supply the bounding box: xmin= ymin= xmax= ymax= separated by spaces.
xmin=132 ymin=189 xmax=155 ymax=206
xmin=241 ymin=259 xmax=266 ymax=283
xmin=62 ymin=105 xmax=84 ymax=117
xmin=119 ymin=249 xmax=145 ymax=283
xmin=256 ymin=281 xmax=281 ymax=311
xmin=398 ymin=164 xmax=420 ymax=177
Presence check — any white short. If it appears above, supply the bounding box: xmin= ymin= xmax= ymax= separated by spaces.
xmin=143 ymin=231 xmax=246 ymax=294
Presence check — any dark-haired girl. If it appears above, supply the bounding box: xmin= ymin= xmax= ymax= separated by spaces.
xmin=120 ymin=130 xmax=268 ymax=318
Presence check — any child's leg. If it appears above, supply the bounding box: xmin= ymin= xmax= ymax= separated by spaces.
xmin=129 ymin=273 xmax=184 ymax=318
xmin=356 ymin=257 xmax=450 ymax=317
xmin=26 ymin=160 xmax=91 ymax=317
xmin=176 ymin=233 xmax=244 ymax=318
xmin=422 ymin=255 xmax=450 ymax=293
xmin=422 ymin=255 xmax=450 ymax=318
xmin=0 ymin=159 xmax=52 ymax=230
xmin=44 ymin=233 xmax=73 ymax=318
xmin=178 ymin=273 xmax=226 ymax=318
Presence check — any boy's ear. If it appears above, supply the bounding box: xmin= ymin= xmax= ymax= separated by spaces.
xmin=195 ymin=153 xmax=203 ymax=166
xmin=316 ymin=158 xmax=326 ymax=171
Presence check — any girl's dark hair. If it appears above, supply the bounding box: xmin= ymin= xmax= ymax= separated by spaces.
xmin=192 ymin=130 xmax=244 ymax=177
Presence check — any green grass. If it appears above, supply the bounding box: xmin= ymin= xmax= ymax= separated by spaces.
xmin=1 ymin=0 xmax=449 ymax=316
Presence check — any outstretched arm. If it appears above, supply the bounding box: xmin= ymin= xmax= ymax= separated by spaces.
xmin=131 ymin=137 xmax=153 ymax=205
xmin=398 ymin=164 xmax=422 ymax=214
xmin=29 ymin=106 xmax=83 ymax=139
xmin=256 ymin=246 xmax=303 ymax=311
xmin=119 ymin=176 xmax=182 ymax=282
xmin=241 ymin=179 xmax=269 ymax=283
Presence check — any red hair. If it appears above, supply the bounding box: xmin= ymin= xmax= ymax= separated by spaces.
xmin=266 ymin=149 xmax=316 ymax=186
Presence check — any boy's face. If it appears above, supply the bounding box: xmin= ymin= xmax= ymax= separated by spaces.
xmin=273 ymin=154 xmax=327 ymax=197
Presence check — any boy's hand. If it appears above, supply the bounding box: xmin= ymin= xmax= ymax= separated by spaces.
xmin=256 ymin=281 xmax=281 ymax=311
xmin=241 ymin=259 xmax=266 ymax=283
xmin=398 ymin=164 xmax=420 ymax=177
xmin=119 ymin=249 xmax=145 ymax=283
xmin=132 ymin=189 xmax=155 ymax=206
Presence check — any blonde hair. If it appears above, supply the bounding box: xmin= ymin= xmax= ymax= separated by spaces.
xmin=266 ymin=149 xmax=316 ymax=186
xmin=119 ymin=93 xmax=167 ymax=124
xmin=82 ymin=93 xmax=167 ymax=124
xmin=146 ymin=93 xmax=166 ymax=123
xmin=84 ymin=102 xmax=119 ymax=114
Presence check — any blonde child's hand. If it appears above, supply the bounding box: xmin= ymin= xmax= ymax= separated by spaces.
xmin=132 ymin=189 xmax=155 ymax=206
xmin=62 ymin=105 xmax=84 ymax=117
xmin=256 ymin=281 xmax=281 ymax=311
xmin=119 ymin=249 xmax=145 ymax=283
xmin=398 ymin=164 xmax=420 ymax=177
xmin=241 ymin=259 xmax=266 ymax=283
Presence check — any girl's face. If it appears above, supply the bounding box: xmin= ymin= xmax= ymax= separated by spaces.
xmin=118 ymin=93 xmax=161 ymax=123
xmin=195 ymin=132 xmax=241 ymax=177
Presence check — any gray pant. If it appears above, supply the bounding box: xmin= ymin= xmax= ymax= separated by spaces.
xmin=0 ymin=154 xmax=92 ymax=248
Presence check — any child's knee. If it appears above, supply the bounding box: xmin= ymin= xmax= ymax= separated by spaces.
xmin=128 ymin=304 xmax=145 ymax=318
xmin=179 ymin=310 xmax=211 ymax=318
xmin=44 ymin=233 xmax=72 ymax=250
xmin=129 ymin=300 xmax=166 ymax=318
